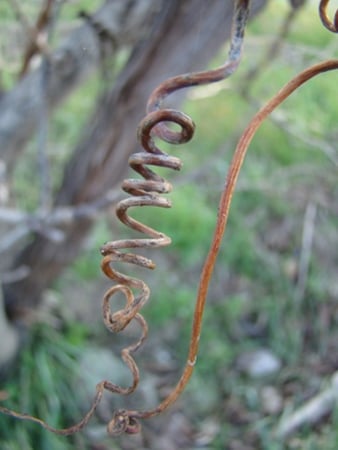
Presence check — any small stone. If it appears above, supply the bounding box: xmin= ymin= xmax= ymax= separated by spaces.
xmin=194 ymin=419 xmax=220 ymax=446
xmin=261 ymin=386 xmax=283 ymax=415
xmin=237 ymin=348 xmax=282 ymax=378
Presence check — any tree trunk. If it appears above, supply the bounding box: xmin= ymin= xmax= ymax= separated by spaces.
xmin=0 ymin=0 xmax=159 ymax=170
xmin=3 ymin=0 xmax=267 ymax=319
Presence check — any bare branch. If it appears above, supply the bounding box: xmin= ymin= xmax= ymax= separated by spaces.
xmin=0 ymin=266 xmax=30 ymax=284
xmin=241 ymin=4 xmax=302 ymax=96
xmin=19 ymin=0 xmax=56 ymax=78
xmin=0 ymin=188 xmax=121 ymax=253
xmin=276 ymin=371 xmax=338 ymax=439
xmin=0 ymin=0 xmax=160 ymax=169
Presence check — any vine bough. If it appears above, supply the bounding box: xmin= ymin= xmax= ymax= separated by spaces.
xmin=319 ymin=0 xmax=338 ymax=32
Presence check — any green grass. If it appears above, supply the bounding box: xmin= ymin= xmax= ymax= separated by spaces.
xmin=0 ymin=323 xmax=89 ymax=450
xmin=59 ymin=0 xmax=103 ymax=20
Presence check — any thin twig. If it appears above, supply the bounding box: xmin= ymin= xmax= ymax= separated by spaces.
xmin=19 ymin=0 xmax=56 ymax=77
xmin=241 ymin=3 xmax=303 ymax=96
xmin=36 ymin=1 xmax=65 ymax=210
xmin=27 ymin=191 xmax=120 ymax=225
xmin=0 ymin=189 xmax=121 ymax=252
xmin=241 ymin=95 xmax=338 ymax=166
xmin=0 ymin=266 xmax=30 ymax=284
xmin=319 ymin=0 xmax=338 ymax=33
xmin=269 ymin=110 xmax=338 ymax=166
xmin=37 ymin=63 xmax=51 ymax=211
xmin=276 ymin=371 xmax=338 ymax=439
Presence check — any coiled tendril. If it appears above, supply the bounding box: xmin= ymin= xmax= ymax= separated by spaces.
xmin=319 ymin=0 xmax=338 ymax=32
xmin=99 ymin=0 xmax=250 ymax=435
xmin=1 ymin=0 xmax=337 ymax=440
xmin=0 ymin=0 xmax=249 ymax=437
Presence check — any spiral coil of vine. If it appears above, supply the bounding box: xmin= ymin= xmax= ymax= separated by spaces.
xmin=99 ymin=0 xmax=250 ymax=435
xmin=319 ymin=0 xmax=338 ymax=32
xmin=0 ymin=0 xmax=251 ymax=438
xmin=1 ymin=0 xmax=337 ymax=440
xmin=100 ymin=0 xmax=251 ymax=335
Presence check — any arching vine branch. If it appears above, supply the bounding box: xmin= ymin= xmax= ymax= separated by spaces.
xmin=319 ymin=0 xmax=338 ymax=32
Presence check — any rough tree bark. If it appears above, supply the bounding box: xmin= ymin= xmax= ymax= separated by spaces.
xmin=2 ymin=0 xmax=267 ymax=321
xmin=0 ymin=0 xmax=160 ymax=170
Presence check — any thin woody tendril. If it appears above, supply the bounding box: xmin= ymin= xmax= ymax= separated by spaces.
xmin=100 ymin=0 xmax=251 ymax=435
xmin=0 ymin=0 xmax=337 ymax=439
xmin=319 ymin=0 xmax=338 ymax=32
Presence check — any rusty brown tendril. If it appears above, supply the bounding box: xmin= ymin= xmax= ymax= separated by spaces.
xmin=1 ymin=59 xmax=337 ymax=439
xmin=0 ymin=0 xmax=250 ymax=436
xmin=100 ymin=0 xmax=251 ymax=435
xmin=319 ymin=0 xmax=338 ymax=32
xmin=102 ymin=57 xmax=338 ymax=436
xmin=1 ymin=0 xmax=337 ymax=440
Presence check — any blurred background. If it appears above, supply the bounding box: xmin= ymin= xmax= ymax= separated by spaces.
xmin=0 ymin=0 xmax=337 ymax=448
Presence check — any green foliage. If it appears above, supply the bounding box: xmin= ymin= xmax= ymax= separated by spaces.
xmin=145 ymin=284 xmax=196 ymax=328
xmin=0 ymin=323 xmax=89 ymax=450
xmin=0 ymin=3 xmax=15 ymax=21
xmin=59 ymin=0 xmax=103 ymax=20
xmin=130 ymin=184 xmax=216 ymax=268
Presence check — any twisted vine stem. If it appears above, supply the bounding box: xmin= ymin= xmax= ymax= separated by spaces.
xmin=100 ymin=0 xmax=250 ymax=434
xmin=319 ymin=0 xmax=338 ymax=32
xmin=1 ymin=0 xmax=337 ymax=439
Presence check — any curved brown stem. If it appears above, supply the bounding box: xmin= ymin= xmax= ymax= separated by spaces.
xmin=116 ymin=59 xmax=338 ymax=428
xmin=1 ymin=1 xmax=337 ymax=440
xmin=99 ymin=0 xmax=251 ymax=435
xmin=0 ymin=383 xmax=104 ymax=436
xmin=319 ymin=0 xmax=338 ymax=32
xmin=0 ymin=0 xmax=251 ymax=436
